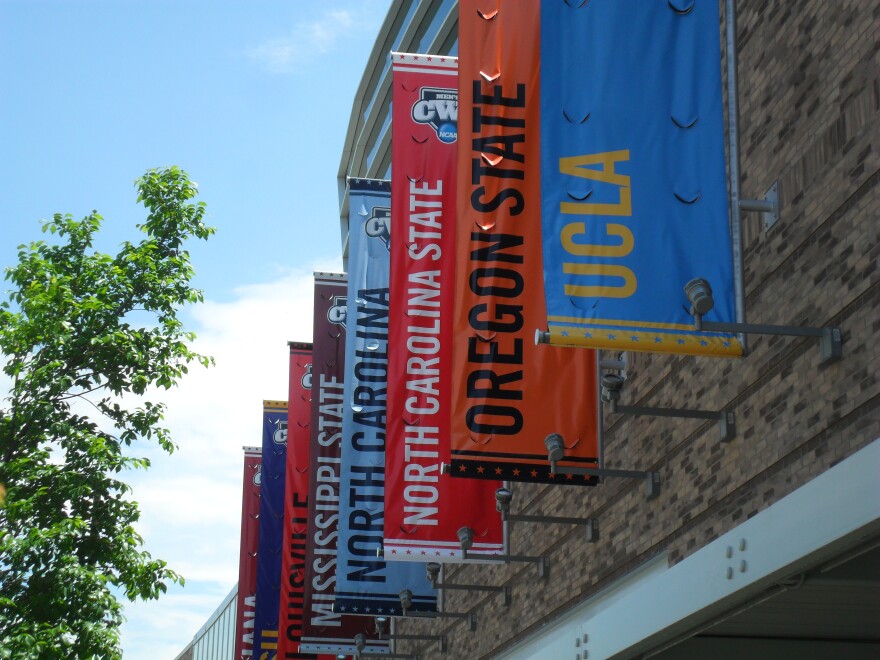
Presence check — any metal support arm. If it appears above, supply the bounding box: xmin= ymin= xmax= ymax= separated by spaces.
xmin=461 ymin=550 xmax=549 ymax=578
xmin=695 ymin=316 xmax=842 ymax=365
xmin=433 ymin=582 xmax=512 ymax=606
xmin=404 ymin=610 xmax=477 ymax=632
xmin=609 ymin=400 xmax=736 ymax=442
xmin=507 ymin=514 xmax=599 ymax=543
xmin=549 ymin=463 xmax=661 ymax=500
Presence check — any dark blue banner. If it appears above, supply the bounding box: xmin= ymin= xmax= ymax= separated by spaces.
xmin=334 ymin=178 xmax=437 ymax=616
xmin=539 ymin=0 xmax=742 ymax=357
xmin=254 ymin=400 xmax=288 ymax=658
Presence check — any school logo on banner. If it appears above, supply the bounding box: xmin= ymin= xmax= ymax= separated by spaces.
xmin=538 ymin=0 xmax=742 ymax=357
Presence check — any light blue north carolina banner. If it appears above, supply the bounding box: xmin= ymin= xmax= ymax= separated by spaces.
xmin=335 ymin=178 xmax=437 ymax=616
xmin=539 ymin=0 xmax=742 ymax=357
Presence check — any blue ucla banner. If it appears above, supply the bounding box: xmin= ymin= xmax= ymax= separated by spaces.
xmin=335 ymin=178 xmax=437 ymax=616
xmin=254 ymin=400 xmax=288 ymax=658
xmin=539 ymin=0 xmax=742 ymax=357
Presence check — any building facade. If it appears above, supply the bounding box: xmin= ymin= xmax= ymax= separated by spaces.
xmin=174 ymin=585 xmax=237 ymax=660
xmin=336 ymin=0 xmax=457 ymax=268
xmin=337 ymin=0 xmax=879 ymax=658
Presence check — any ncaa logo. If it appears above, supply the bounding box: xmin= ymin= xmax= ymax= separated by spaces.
xmin=412 ymin=87 xmax=457 ymax=143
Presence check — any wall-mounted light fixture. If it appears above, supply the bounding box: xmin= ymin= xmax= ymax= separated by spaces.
xmin=601 ymin=373 xmax=736 ymax=442
xmin=374 ymin=616 xmax=448 ymax=654
xmin=495 ymin=488 xmax=599 ymax=542
xmin=424 ymin=561 xmax=512 ymax=606
xmin=456 ymin=526 xmax=549 ymax=578
xmin=346 ymin=633 xmax=418 ymax=660
xmin=544 ymin=433 xmax=661 ymax=500
xmin=398 ymin=589 xmax=477 ymax=631
xmin=684 ymin=277 xmax=842 ymax=364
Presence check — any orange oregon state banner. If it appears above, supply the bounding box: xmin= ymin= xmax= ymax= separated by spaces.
xmin=451 ymin=0 xmax=599 ymax=484
xmin=384 ymin=52 xmax=504 ymax=562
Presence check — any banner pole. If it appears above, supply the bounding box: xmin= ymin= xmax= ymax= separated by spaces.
xmin=725 ymin=0 xmax=748 ymax=354
xmin=597 ymin=351 xmax=605 ymax=478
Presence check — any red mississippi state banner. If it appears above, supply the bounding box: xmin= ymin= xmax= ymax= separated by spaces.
xmin=234 ymin=446 xmax=262 ymax=660
xmin=451 ymin=0 xmax=599 ymax=484
xmin=385 ymin=52 xmax=504 ymax=561
xmin=276 ymin=342 xmax=321 ymax=659
xmin=299 ymin=274 xmax=386 ymax=655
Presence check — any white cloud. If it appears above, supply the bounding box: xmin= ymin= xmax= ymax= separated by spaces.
xmin=248 ymin=8 xmax=369 ymax=73
xmin=2 ymin=261 xmax=344 ymax=659
xmin=121 ymin=586 xmax=234 ymax=657
xmin=119 ymin=262 xmax=341 ymax=658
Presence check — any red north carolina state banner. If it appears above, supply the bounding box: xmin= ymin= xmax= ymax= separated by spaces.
xmin=277 ymin=343 xmax=320 ymax=659
xmin=234 ymin=446 xmax=262 ymax=659
xmin=451 ymin=0 xmax=600 ymax=484
xmin=385 ymin=52 xmax=504 ymax=561
xmin=299 ymin=274 xmax=386 ymax=655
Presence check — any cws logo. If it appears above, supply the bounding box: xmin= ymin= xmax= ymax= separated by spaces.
xmin=272 ymin=418 xmax=287 ymax=446
xmin=412 ymin=87 xmax=457 ymax=143
xmin=364 ymin=206 xmax=391 ymax=251
xmin=328 ymin=295 xmax=347 ymax=328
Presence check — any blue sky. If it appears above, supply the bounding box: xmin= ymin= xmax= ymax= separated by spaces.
xmin=1 ymin=1 xmax=391 ymax=657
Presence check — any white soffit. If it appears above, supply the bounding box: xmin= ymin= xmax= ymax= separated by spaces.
xmin=577 ymin=438 xmax=880 ymax=659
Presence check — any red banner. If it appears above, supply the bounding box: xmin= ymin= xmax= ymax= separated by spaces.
xmin=234 ymin=446 xmax=262 ymax=659
xmin=385 ymin=52 xmax=504 ymax=561
xmin=277 ymin=343 xmax=322 ymax=659
xmin=451 ymin=0 xmax=599 ymax=484
xmin=299 ymin=274 xmax=386 ymax=655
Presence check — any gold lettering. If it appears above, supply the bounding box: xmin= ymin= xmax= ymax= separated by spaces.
xmin=559 ymin=151 xmax=631 ymax=216
xmin=562 ymin=264 xmax=637 ymax=298
xmin=561 ymin=222 xmax=634 ymax=258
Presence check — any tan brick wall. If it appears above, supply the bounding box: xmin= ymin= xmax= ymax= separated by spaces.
xmin=397 ymin=1 xmax=879 ymax=656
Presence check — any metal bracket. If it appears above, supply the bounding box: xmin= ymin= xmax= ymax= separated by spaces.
xmin=610 ymin=402 xmax=736 ymax=442
xmin=685 ymin=278 xmax=842 ymax=365
xmin=696 ymin=318 xmax=843 ymax=365
xmin=432 ymin=582 xmax=512 ymax=607
xmin=462 ymin=551 xmax=549 ymax=579
xmin=740 ymin=180 xmax=779 ymax=230
xmin=509 ymin=513 xmax=600 ymax=543
xmin=385 ymin=633 xmax=448 ymax=654
xmin=550 ymin=462 xmax=661 ymax=501
xmin=403 ymin=610 xmax=477 ymax=632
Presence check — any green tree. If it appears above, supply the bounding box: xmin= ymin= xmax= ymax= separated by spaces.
xmin=0 ymin=167 xmax=215 ymax=658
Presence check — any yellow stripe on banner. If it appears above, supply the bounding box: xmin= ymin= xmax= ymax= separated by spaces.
xmin=548 ymin=326 xmax=744 ymax=357
xmin=547 ymin=315 xmax=700 ymax=332
xmin=262 ymin=400 xmax=288 ymax=411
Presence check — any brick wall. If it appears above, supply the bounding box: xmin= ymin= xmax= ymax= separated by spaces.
xmin=396 ymin=1 xmax=879 ymax=656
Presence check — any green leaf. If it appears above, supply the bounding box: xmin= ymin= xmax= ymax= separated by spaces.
xmin=0 ymin=166 xmax=214 ymax=657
